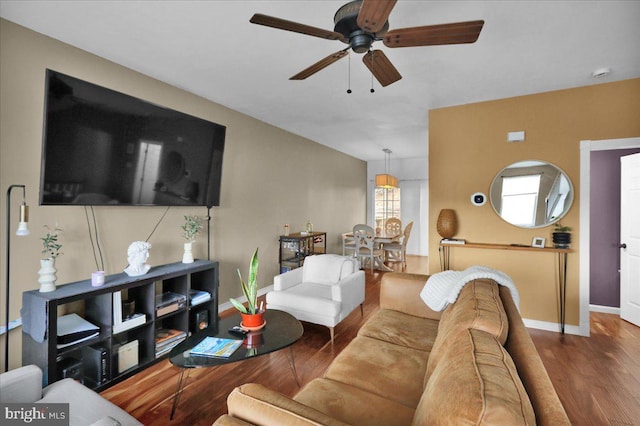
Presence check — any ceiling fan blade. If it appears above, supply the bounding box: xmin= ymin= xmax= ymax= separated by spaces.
xmin=383 ymin=20 xmax=484 ymax=48
xmin=250 ymin=13 xmax=345 ymax=41
xmin=363 ymin=50 xmax=402 ymax=87
xmin=357 ymin=0 xmax=398 ymax=33
xmin=290 ymin=50 xmax=349 ymax=80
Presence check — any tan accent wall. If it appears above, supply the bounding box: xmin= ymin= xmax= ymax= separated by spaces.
xmin=428 ymin=78 xmax=640 ymax=326
xmin=0 ymin=19 xmax=367 ymax=370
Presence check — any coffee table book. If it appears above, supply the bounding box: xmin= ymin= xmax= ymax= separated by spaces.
xmin=189 ymin=337 xmax=243 ymax=358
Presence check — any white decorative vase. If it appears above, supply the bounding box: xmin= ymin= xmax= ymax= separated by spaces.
xmin=182 ymin=242 xmax=194 ymax=264
xmin=38 ymin=258 xmax=57 ymax=293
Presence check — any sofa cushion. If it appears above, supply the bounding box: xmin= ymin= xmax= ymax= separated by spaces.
xmin=0 ymin=364 xmax=43 ymax=403
xmin=425 ymin=279 xmax=509 ymax=384
xmin=358 ymin=308 xmax=439 ymax=352
xmin=295 ymin=378 xmax=415 ymax=426
xmin=324 ymin=335 xmax=428 ymax=408
xmin=413 ymin=328 xmax=535 ymax=426
xmin=438 ymin=279 xmax=508 ymax=345
xmin=227 ymin=383 xmax=349 ymax=426
xmin=40 ymin=378 xmax=142 ymax=426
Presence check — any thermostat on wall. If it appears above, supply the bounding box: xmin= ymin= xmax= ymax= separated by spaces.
xmin=471 ymin=192 xmax=486 ymax=206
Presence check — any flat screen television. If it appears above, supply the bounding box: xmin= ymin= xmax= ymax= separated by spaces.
xmin=40 ymin=69 xmax=226 ymax=207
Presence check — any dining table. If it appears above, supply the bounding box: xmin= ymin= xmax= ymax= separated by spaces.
xmin=347 ymin=230 xmax=402 ymax=271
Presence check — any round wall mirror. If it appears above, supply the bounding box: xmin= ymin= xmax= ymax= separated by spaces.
xmin=489 ymin=160 xmax=573 ymax=228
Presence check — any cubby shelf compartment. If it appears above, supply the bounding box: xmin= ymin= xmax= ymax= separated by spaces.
xmin=22 ymin=260 xmax=218 ymax=392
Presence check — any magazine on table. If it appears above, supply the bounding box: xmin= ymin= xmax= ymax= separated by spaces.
xmin=189 ymin=336 xmax=242 ymax=358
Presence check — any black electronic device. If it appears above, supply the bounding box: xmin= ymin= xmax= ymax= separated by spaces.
xmin=40 ymin=69 xmax=226 ymax=207
xmin=82 ymin=345 xmax=109 ymax=386
xmin=228 ymin=326 xmax=249 ymax=336
xmin=57 ymin=356 xmax=83 ymax=382
xmin=471 ymin=192 xmax=487 ymax=206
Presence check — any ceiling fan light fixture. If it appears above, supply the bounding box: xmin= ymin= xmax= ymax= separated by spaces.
xmin=350 ymin=32 xmax=374 ymax=53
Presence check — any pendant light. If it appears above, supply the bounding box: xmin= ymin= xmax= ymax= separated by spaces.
xmin=375 ymin=148 xmax=398 ymax=188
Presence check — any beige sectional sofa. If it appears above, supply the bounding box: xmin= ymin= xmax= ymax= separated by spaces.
xmin=214 ymin=272 xmax=570 ymax=425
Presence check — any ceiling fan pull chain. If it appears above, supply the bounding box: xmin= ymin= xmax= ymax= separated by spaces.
xmin=347 ymin=51 xmax=352 ymax=94
xmin=370 ymin=50 xmax=375 ymax=93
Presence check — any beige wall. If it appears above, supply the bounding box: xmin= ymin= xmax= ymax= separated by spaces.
xmin=0 ymin=19 xmax=367 ymax=370
xmin=429 ymin=78 xmax=640 ymax=328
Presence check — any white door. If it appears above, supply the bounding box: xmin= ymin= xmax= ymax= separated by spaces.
xmin=620 ymin=153 xmax=640 ymax=326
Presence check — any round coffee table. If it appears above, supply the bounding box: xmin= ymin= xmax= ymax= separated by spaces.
xmin=168 ymin=309 xmax=303 ymax=418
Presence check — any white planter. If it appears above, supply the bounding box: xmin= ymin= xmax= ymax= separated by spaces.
xmin=182 ymin=242 xmax=194 ymax=264
xmin=38 ymin=258 xmax=57 ymax=292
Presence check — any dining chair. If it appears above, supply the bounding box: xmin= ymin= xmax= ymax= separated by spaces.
xmin=341 ymin=232 xmax=356 ymax=256
xmin=353 ymin=224 xmax=384 ymax=272
xmin=383 ymin=221 xmax=414 ymax=269
xmin=384 ymin=217 xmax=402 ymax=237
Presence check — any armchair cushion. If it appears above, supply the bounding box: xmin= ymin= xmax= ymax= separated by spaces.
xmin=268 ymin=283 xmax=341 ymax=317
xmin=302 ymin=254 xmax=357 ymax=284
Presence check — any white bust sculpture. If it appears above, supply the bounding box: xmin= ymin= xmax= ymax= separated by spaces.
xmin=124 ymin=241 xmax=152 ymax=277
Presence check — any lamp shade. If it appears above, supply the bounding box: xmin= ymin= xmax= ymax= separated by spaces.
xmin=437 ymin=209 xmax=458 ymax=239
xmin=16 ymin=203 xmax=29 ymax=236
xmin=376 ymin=174 xmax=398 ymax=188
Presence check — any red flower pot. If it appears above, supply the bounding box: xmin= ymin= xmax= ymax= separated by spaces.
xmin=241 ymin=311 xmax=265 ymax=328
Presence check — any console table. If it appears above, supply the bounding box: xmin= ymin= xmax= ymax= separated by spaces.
xmin=439 ymin=241 xmax=573 ymax=334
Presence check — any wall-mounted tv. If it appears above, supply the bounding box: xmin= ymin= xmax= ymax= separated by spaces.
xmin=40 ymin=69 xmax=225 ymax=207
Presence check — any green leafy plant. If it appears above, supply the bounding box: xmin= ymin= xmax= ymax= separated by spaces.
xmin=229 ymin=248 xmax=259 ymax=314
xmin=553 ymin=223 xmax=572 ymax=233
xmin=41 ymin=225 xmax=63 ymax=260
xmin=181 ymin=215 xmax=203 ymax=242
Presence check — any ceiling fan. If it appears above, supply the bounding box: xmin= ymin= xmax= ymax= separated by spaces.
xmin=250 ymin=0 xmax=484 ymax=88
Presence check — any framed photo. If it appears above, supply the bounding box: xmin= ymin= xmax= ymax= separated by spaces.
xmin=532 ymin=237 xmax=546 ymax=248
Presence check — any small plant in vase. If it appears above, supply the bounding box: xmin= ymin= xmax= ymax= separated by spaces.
xmin=181 ymin=215 xmax=203 ymax=263
xmin=229 ymin=248 xmax=265 ymax=329
xmin=39 ymin=225 xmax=63 ymax=292
xmin=552 ymin=223 xmax=572 ymax=248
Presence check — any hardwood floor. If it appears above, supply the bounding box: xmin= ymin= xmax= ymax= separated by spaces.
xmin=101 ymin=256 xmax=640 ymax=425
xmin=529 ymin=313 xmax=640 ymax=425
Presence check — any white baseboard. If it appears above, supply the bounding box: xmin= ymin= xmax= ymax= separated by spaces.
xmin=589 ymin=304 xmax=620 ymax=315
xmin=218 ymin=285 xmax=274 ymax=314
xmin=522 ymin=318 xmax=587 ymax=336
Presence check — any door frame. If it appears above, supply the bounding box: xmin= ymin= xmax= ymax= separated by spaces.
xmin=580 ymin=137 xmax=640 ymax=336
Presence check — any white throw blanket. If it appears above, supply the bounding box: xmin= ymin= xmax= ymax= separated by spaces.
xmin=420 ymin=265 xmax=519 ymax=311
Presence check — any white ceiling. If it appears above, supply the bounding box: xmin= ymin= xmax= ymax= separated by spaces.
xmin=2 ymin=1 xmax=639 ymax=161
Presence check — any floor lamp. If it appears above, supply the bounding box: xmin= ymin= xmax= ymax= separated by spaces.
xmin=5 ymin=184 xmax=29 ymax=372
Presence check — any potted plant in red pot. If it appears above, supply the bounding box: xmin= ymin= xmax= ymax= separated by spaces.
xmin=230 ymin=248 xmax=265 ymax=329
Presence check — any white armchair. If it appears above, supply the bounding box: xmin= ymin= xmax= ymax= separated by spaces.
xmin=266 ymin=254 xmax=365 ymax=343
xmin=0 ymin=364 xmax=142 ymax=426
